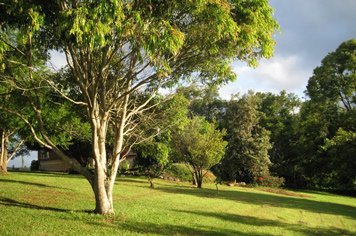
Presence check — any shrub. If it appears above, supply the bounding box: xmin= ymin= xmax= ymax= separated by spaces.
xmin=260 ymin=173 xmax=285 ymax=188
xmin=68 ymin=168 xmax=80 ymax=174
xmin=30 ymin=160 xmax=40 ymax=171
xmin=165 ymin=163 xmax=192 ymax=181
xmin=203 ymin=171 xmax=217 ymax=183
xmin=118 ymin=160 xmax=130 ymax=173
xmin=165 ymin=163 xmax=217 ymax=183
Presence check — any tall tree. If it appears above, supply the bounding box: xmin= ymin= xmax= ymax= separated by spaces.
xmin=221 ymin=91 xmax=272 ymax=182
xmin=180 ymin=84 xmax=226 ymax=122
xmin=172 ymin=116 xmax=227 ymax=188
xmin=307 ymin=39 xmax=356 ymax=114
xmin=0 ymin=0 xmax=279 ymax=214
xmin=302 ymin=39 xmax=356 ymax=188
xmin=256 ymin=91 xmax=302 ymax=187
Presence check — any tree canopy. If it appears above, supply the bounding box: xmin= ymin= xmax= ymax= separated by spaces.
xmin=172 ymin=116 xmax=227 ymax=188
xmin=0 ymin=0 xmax=279 ymax=214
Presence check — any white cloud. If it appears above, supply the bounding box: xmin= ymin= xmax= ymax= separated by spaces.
xmin=219 ymin=55 xmax=312 ymax=100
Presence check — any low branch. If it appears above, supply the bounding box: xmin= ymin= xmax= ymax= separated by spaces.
xmin=43 ymin=78 xmax=88 ymax=106
xmin=7 ymin=139 xmax=25 ymax=162
xmin=0 ymin=106 xmax=52 ymax=149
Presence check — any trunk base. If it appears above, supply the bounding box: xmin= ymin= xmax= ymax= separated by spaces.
xmin=149 ymin=178 xmax=155 ymax=188
xmin=94 ymin=206 xmax=114 ymax=215
xmin=197 ymin=180 xmax=202 ymax=188
xmin=0 ymin=165 xmax=8 ymax=174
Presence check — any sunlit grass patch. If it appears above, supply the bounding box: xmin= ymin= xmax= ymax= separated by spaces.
xmin=0 ymin=172 xmax=355 ymax=235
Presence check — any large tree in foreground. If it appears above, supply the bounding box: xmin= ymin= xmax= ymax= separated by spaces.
xmin=0 ymin=0 xmax=279 ymax=214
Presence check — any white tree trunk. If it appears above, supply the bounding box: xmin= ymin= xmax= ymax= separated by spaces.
xmin=0 ymin=131 xmax=9 ymax=174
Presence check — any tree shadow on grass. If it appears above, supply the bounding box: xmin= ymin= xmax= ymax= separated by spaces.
xmin=117 ymin=177 xmax=193 ymax=190
xmin=170 ymin=209 xmax=355 ymax=236
xmin=0 ymin=196 xmax=69 ymax=212
xmin=88 ymin=219 xmax=276 ymax=236
xmin=151 ymin=185 xmax=356 ymax=221
xmin=0 ymin=179 xmax=70 ymax=190
xmin=115 ymin=177 xmax=149 ymax=185
xmin=86 ymin=211 xmax=354 ymax=236
xmin=30 ymin=171 xmax=86 ymax=179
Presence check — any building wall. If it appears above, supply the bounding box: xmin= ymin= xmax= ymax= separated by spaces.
xmin=39 ymin=159 xmax=70 ymax=172
xmin=120 ymin=155 xmax=136 ymax=169
xmin=38 ymin=149 xmax=69 ymax=172
xmin=38 ymin=149 xmax=137 ymax=172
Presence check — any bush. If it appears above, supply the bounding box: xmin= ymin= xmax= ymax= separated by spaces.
xmin=68 ymin=168 xmax=80 ymax=174
xmin=30 ymin=160 xmax=40 ymax=171
xmin=165 ymin=163 xmax=192 ymax=181
xmin=260 ymin=173 xmax=285 ymax=188
xmin=203 ymin=171 xmax=217 ymax=183
xmin=118 ymin=160 xmax=130 ymax=173
xmin=165 ymin=163 xmax=217 ymax=183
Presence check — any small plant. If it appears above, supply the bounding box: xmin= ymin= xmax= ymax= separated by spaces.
xmin=215 ymin=176 xmax=222 ymax=195
xmin=260 ymin=174 xmax=285 ymax=188
xmin=118 ymin=160 xmax=130 ymax=173
xmin=165 ymin=163 xmax=192 ymax=181
xmin=30 ymin=160 xmax=40 ymax=171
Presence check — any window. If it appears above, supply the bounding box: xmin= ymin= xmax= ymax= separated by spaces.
xmin=41 ymin=150 xmax=49 ymax=159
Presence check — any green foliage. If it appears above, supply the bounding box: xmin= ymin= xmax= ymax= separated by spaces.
xmin=133 ymin=134 xmax=171 ymax=187
xmin=180 ymin=84 xmax=226 ymax=122
xmin=172 ymin=116 xmax=227 ymax=188
xmin=307 ymin=39 xmax=356 ymax=112
xmin=298 ymin=39 xmax=356 ymax=189
xmin=258 ymin=172 xmax=285 ymax=188
xmin=118 ymin=159 xmax=130 ymax=173
xmin=0 ymin=0 xmax=279 ymax=212
xmin=256 ymin=91 xmax=302 ymax=187
xmin=220 ymin=91 xmax=272 ymax=182
xmin=319 ymin=128 xmax=356 ymax=188
xmin=165 ymin=163 xmax=192 ymax=182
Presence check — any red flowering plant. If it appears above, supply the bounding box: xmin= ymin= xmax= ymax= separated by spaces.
xmin=255 ymin=176 xmax=264 ymax=185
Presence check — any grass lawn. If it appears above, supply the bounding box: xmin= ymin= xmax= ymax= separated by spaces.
xmin=0 ymin=172 xmax=355 ymax=236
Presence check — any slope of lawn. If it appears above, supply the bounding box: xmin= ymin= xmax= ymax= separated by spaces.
xmin=0 ymin=172 xmax=355 ymax=236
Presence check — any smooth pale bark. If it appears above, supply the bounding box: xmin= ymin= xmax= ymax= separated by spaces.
xmin=0 ymin=133 xmax=9 ymax=174
xmin=0 ymin=130 xmax=24 ymax=175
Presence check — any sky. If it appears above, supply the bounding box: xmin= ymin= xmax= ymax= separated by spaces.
xmin=219 ymin=0 xmax=356 ymax=100
xmin=8 ymin=0 xmax=356 ymax=167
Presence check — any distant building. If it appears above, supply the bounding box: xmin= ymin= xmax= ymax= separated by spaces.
xmin=38 ymin=149 xmax=136 ymax=172
xmin=38 ymin=150 xmax=70 ymax=172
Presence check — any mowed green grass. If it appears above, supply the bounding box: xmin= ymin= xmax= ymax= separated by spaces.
xmin=0 ymin=172 xmax=355 ymax=236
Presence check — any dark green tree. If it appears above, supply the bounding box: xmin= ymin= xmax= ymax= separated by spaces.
xmin=221 ymin=91 xmax=272 ymax=183
xmin=180 ymin=84 xmax=226 ymax=122
xmin=302 ymin=39 xmax=356 ymax=188
xmin=256 ymin=91 xmax=302 ymax=187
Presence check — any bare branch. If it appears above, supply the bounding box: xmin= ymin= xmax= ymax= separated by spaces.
xmin=0 ymin=106 xmax=52 ymax=149
xmin=43 ymin=78 xmax=88 ymax=106
xmin=7 ymin=139 xmax=25 ymax=162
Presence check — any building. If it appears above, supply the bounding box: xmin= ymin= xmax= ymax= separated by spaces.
xmin=38 ymin=149 xmax=136 ymax=172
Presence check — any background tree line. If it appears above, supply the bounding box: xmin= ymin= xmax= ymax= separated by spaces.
xmin=180 ymin=39 xmax=356 ymax=190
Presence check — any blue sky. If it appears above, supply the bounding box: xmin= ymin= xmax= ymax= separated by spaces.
xmin=219 ymin=0 xmax=356 ymax=100
xmin=8 ymin=0 xmax=356 ymax=167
